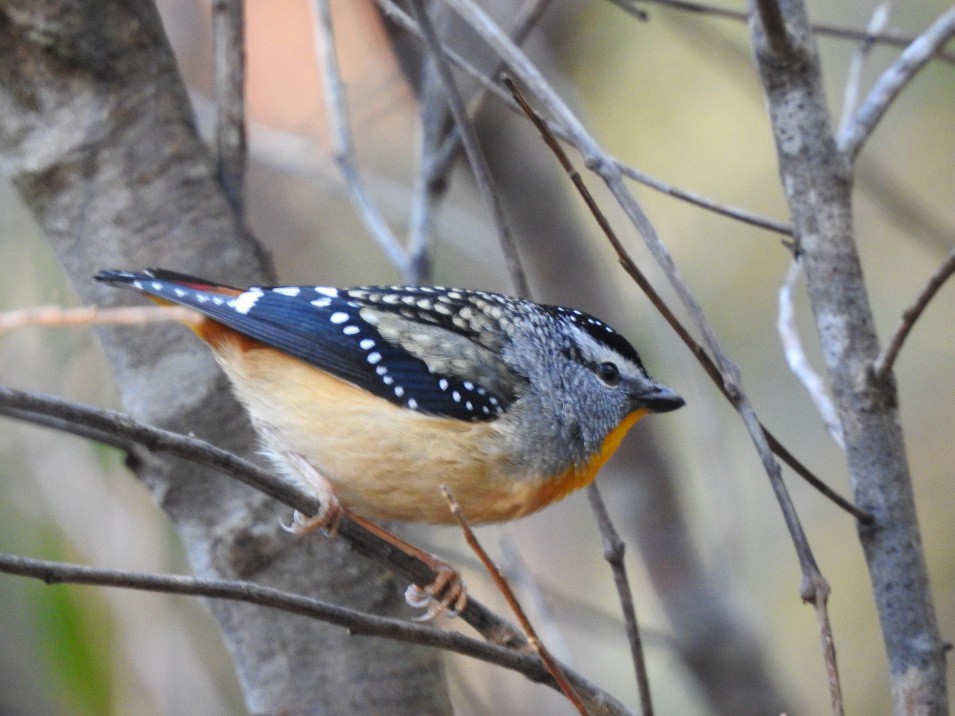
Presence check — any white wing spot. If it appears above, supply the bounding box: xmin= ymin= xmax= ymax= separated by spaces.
xmin=273 ymin=287 xmax=301 ymax=297
xmin=394 ymin=386 xmax=404 ymax=397
xmin=343 ymin=325 xmax=360 ymax=335
xmin=383 ymin=375 xmax=394 ymax=385
xmin=463 ymin=381 xmax=474 ymax=390
xmin=197 ymin=294 xmax=209 ymax=303
xmin=452 ymin=391 xmax=461 ymax=402
xmin=234 ymin=290 xmax=263 ymax=315
xmin=465 ymin=401 xmax=473 ymax=411
xmin=367 ymin=352 xmax=382 ymax=364
xmin=375 ymin=366 xmax=388 ymax=375
xmin=360 ymin=310 xmax=379 ymax=326
xmin=330 ymin=312 xmax=349 ymax=324
xmin=407 ymin=398 xmax=419 ymax=409
xmin=315 ymin=287 xmax=338 ymax=297
xmin=212 ymin=297 xmax=224 ymax=305
xmin=132 ymin=281 xmax=143 ymax=290
xmin=439 ymin=379 xmax=449 ymax=390
xmin=360 ymin=338 xmax=375 ymax=350
xmin=311 ymin=297 xmax=332 ymax=308
xmin=174 ymin=288 xmax=187 ymax=297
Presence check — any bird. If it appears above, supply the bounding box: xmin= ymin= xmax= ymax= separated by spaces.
xmin=95 ymin=268 xmax=684 ymax=615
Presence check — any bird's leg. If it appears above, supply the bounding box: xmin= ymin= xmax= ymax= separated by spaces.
xmin=276 ymin=450 xmax=345 ymax=537
xmin=345 ymin=511 xmax=468 ymax=620
xmin=278 ymin=450 xmax=467 ymax=619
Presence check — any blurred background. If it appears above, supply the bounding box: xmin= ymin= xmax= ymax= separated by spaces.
xmin=0 ymin=0 xmax=952 ymax=713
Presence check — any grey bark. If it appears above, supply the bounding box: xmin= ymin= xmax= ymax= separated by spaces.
xmin=749 ymin=2 xmax=948 ymax=713
xmin=0 ymin=1 xmax=452 ymax=713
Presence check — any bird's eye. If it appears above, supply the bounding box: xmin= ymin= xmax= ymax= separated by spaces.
xmin=596 ymin=361 xmax=620 ymax=386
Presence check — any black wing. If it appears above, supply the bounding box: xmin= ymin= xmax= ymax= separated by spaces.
xmin=95 ymin=269 xmax=510 ymax=421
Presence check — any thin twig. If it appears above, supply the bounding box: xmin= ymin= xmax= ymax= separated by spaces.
xmin=873 ymin=245 xmax=955 ymax=379
xmin=212 ymin=0 xmax=247 ymax=214
xmin=812 ymin=582 xmax=844 ymax=716
xmin=406 ymin=57 xmax=447 ymax=285
xmin=310 ymin=0 xmax=409 ymax=272
xmin=0 ymin=305 xmax=202 ymax=335
xmin=838 ymin=4 xmax=891 ymax=136
xmin=0 ymin=552 xmax=554 ymax=683
xmin=777 ymin=260 xmax=845 ymax=448
xmin=0 ymin=386 xmax=632 ymax=714
xmin=407 ymin=0 xmax=553 ymax=285
xmin=440 ymin=486 xmax=587 ymax=715
xmin=430 ymin=0 xmax=554 ymax=180
xmin=587 ymin=483 xmax=654 ymax=716
xmin=503 ymin=75 xmax=871 ymax=523
xmin=838 ymin=6 xmax=955 ymax=161
xmin=377 ymin=0 xmax=793 ymax=238
xmin=410 ymin=0 xmax=531 ymax=298
xmin=613 ymin=0 xmax=955 ymax=66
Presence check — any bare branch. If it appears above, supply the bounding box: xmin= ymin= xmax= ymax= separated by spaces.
xmin=587 ymin=483 xmax=654 ymax=716
xmin=838 ymin=3 xmax=891 ymax=135
xmin=618 ymin=0 xmax=955 ymax=66
xmin=0 ymin=552 xmax=559 ymax=685
xmin=310 ymin=0 xmax=409 ymax=272
xmin=0 ymin=305 xmax=201 ymax=336
xmin=212 ymin=0 xmax=247 ymax=213
xmin=410 ymin=0 xmax=530 ymax=298
xmin=377 ymin=0 xmax=793 ymax=238
xmin=777 ymin=260 xmax=844 ymax=448
xmin=838 ymin=6 xmax=955 ymax=161
xmin=812 ymin=586 xmax=845 ymax=716
xmin=873 ymin=245 xmax=955 ymax=379
xmin=751 ymin=0 xmax=947 ymax=709
xmin=0 ymin=385 xmax=632 ymax=715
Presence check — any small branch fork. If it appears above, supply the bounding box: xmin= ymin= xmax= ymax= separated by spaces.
xmin=0 ymin=385 xmax=630 ymax=715
xmin=873 ymin=245 xmax=955 ymax=380
xmin=838 ymin=6 xmax=955 ymax=162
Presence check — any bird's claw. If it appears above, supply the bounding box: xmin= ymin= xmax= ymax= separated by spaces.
xmin=404 ymin=567 xmax=468 ymax=621
xmin=280 ymin=501 xmax=343 ymax=537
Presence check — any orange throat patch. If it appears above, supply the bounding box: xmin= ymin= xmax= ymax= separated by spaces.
xmin=529 ymin=408 xmax=650 ymax=511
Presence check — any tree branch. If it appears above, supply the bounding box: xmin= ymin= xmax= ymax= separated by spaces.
xmin=838 ymin=6 xmax=955 ymax=162
xmin=873 ymin=245 xmax=955 ymax=379
xmin=750 ymin=0 xmax=948 ymax=710
xmin=0 ymin=384 xmax=632 ymax=715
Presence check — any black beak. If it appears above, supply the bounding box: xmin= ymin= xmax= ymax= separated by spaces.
xmin=632 ymin=381 xmax=684 ymax=413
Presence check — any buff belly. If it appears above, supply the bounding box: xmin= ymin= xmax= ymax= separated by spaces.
xmin=207 ymin=337 xmax=586 ymax=524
